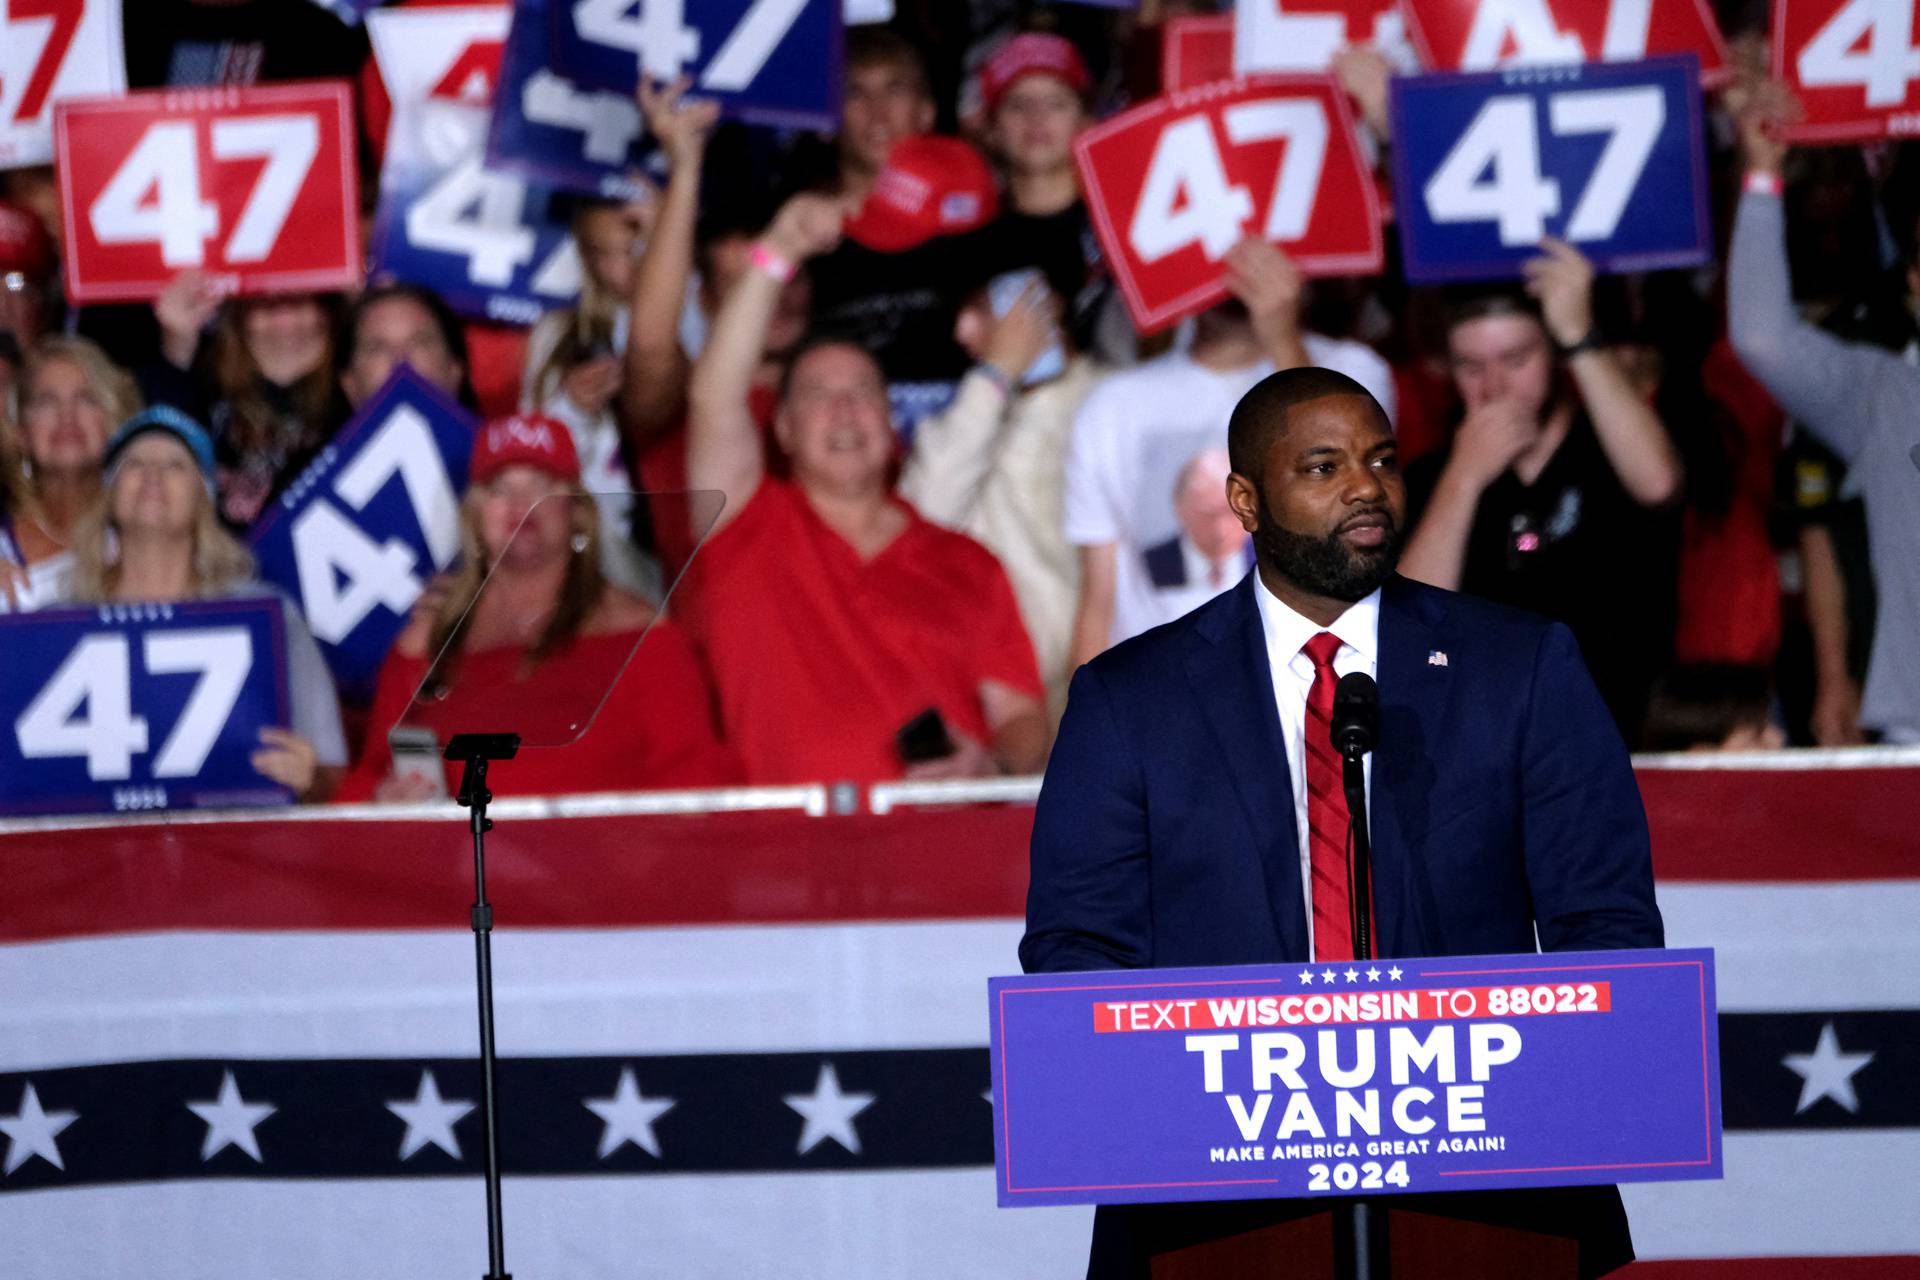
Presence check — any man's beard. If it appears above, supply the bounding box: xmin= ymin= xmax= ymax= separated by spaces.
xmin=1253 ymin=495 xmax=1402 ymax=602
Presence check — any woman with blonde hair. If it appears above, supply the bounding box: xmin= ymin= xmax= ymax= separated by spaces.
xmin=522 ymin=191 xmax=659 ymax=595
xmin=338 ymin=412 xmax=737 ymax=801
xmin=3 ymin=335 xmax=141 ymax=607
xmin=64 ymin=406 xmax=348 ymax=800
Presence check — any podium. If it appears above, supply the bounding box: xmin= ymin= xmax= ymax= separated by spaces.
xmin=989 ymin=949 xmax=1722 ymax=1278
xmin=1148 ymin=1203 xmax=1579 ymax=1279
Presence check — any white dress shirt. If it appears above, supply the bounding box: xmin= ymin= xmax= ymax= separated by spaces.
xmin=1252 ymin=576 xmax=1380 ymax=956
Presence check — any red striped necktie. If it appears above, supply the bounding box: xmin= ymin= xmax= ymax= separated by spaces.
xmin=1302 ymin=631 xmax=1352 ymax=961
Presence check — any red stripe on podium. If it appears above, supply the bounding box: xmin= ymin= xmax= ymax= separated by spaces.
xmin=1625 ymin=1257 xmax=1920 ymax=1278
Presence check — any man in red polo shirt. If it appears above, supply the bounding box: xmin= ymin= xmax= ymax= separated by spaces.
xmin=680 ymin=193 xmax=1049 ymax=786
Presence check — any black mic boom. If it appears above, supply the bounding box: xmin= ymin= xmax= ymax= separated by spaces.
xmin=1330 ymin=671 xmax=1378 ymax=758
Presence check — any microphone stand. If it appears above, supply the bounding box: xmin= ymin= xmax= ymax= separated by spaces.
xmin=446 ymin=731 xmax=521 ymax=1280
xmin=1338 ymin=746 xmax=1390 ymax=1280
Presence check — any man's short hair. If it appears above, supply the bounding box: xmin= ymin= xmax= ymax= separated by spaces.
xmin=776 ymin=331 xmax=887 ymax=405
xmin=845 ymin=26 xmax=932 ymax=100
xmin=1226 ymin=367 xmax=1385 ymax=482
xmin=1641 ymin=664 xmax=1773 ymax=752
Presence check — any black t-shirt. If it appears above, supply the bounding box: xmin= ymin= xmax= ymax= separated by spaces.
xmin=1405 ymin=413 xmax=1679 ymax=740
xmin=967 ymin=201 xmax=1115 ymax=355
xmin=806 ymin=235 xmax=973 ymax=385
xmin=123 ymin=0 xmax=368 ymax=90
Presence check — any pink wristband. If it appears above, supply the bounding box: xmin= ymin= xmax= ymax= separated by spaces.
xmin=1744 ymin=170 xmax=1783 ymax=198
xmin=749 ymin=241 xmax=796 ymax=283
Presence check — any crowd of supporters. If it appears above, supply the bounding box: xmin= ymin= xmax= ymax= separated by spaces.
xmin=2 ymin=0 xmax=1916 ymax=807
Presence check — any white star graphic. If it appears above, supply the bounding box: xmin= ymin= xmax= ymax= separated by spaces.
xmin=1298 ymin=969 xmax=1316 ymax=984
xmin=1344 ymin=968 xmax=1360 ymax=983
xmin=0 ymin=1082 xmax=78 ymax=1175
xmin=784 ymin=1062 xmax=875 ymax=1156
xmin=584 ymin=1067 xmax=674 ymax=1159
xmin=1366 ymin=966 xmax=1382 ymax=981
xmin=1321 ymin=969 xmax=1337 ymax=984
xmin=1387 ymin=966 xmax=1404 ymax=981
xmin=1782 ymin=1022 xmax=1874 ymax=1115
xmin=387 ymin=1070 xmax=474 ymax=1161
xmin=187 ymin=1071 xmax=276 ymax=1163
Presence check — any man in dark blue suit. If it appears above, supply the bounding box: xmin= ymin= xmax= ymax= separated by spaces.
xmin=1023 ymin=367 xmax=1663 ymax=1278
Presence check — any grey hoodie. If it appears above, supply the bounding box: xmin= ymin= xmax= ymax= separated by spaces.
xmin=1728 ymin=188 xmax=1920 ymax=741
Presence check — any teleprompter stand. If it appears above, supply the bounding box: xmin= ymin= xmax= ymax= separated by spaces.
xmin=447 ymin=731 xmax=521 ymax=1280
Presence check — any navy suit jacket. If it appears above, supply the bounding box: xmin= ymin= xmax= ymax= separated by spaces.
xmin=1022 ymin=573 xmax=1662 ymax=1277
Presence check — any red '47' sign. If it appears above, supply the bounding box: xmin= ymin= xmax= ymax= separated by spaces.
xmin=1401 ymin=0 xmax=1730 ymax=83
xmin=55 ymin=82 xmax=360 ymax=303
xmin=1076 ymin=77 xmax=1382 ymax=334
xmin=1774 ymin=0 xmax=1920 ymax=141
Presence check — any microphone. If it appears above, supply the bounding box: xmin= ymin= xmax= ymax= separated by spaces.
xmin=1330 ymin=671 xmax=1378 ymax=760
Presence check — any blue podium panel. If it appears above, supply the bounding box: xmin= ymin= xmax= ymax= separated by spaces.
xmin=0 ymin=599 xmax=293 ymax=816
xmin=547 ymin=0 xmax=842 ymax=131
xmin=1390 ymin=57 xmax=1711 ymax=282
xmin=247 ymin=368 xmax=475 ymax=703
xmin=991 ymin=948 xmax=1723 ymax=1207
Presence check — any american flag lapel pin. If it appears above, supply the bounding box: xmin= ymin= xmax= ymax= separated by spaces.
xmin=1427 ymin=649 xmax=1449 ymax=668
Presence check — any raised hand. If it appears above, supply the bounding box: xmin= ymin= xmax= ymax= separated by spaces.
xmin=636 ymin=75 xmax=720 ymax=171
xmin=763 ymin=191 xmax=850 ymax=264
xmin=1332 ymin=46 xmax=1394 ymax=139
xmin=1522 ymin=236 xmax=1596 ymax=349
xmin=1722 ymin=73 xmax=1800 ymax=178
xmin=981 ymin=280 xmax=1061 ymax=382
xmin=153 ymin=270 xmax=224 ymax=369
xmin=1223 ymin=237 xmax=1305 ymax=362
xmin=251 ymin=726 xmax=318 ymax=798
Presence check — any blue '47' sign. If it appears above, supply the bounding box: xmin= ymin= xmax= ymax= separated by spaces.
xmin=0 ymin=599 xmax=292 ymax=816
xmin=488 ymin=0 xmax=656 ymax=199
xmin=1389 ymin=55 xmax=1711 ymax=282
xmin=247 ymin=368 xmax=475 ymax=702
xmin=549 ymin=0 xmax=843 ymax=130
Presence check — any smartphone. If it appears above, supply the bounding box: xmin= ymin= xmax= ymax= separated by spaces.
xmin=986 ymin=268 xmax=1065 ymax=386
xmin=387 ymin=726 xmax=449 ymax=800
xmin=895 ymin=707 xmax=957 ymax=765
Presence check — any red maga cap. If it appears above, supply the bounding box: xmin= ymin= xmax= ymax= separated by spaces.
xmin=0 ymin=201 xmax=53 ymax=278
xmin=470 ymin=412 xmax=581 ymax=486
xmin=978 ymin=33 xmax=1091 ymax=116
xmin=843 ymin=135 xmax=1000 ymax=254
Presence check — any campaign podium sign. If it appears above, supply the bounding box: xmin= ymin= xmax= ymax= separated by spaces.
xmin=247 ymin=367 xmax=475 ymax=703
xmin=1389 ymin=56 xmax=1711 ymax=283
xmin=990 ymin=948 xmax=1721 ymax=1208
xmin=0 ymin=598 xmax=293 ymax=816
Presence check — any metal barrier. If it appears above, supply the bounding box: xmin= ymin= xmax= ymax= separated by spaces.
xmin=1 ymin=744 xmax=1915 ymax=837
